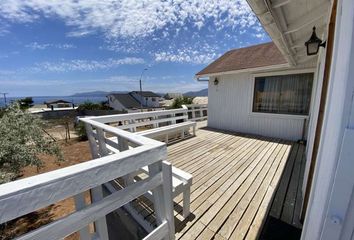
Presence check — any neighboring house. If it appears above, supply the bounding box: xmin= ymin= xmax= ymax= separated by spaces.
xmin=130 ymin=91 xmax=161 ymax=108
xmin=44 ymin=100 xmax=72 ymax=108
xmin=107 ymin=93 xmax=141 ymax=113
xmin=164 ymin=93 xmax=182 ymax=100
xmin=107 ymin=91 xmax=162 ymax=112
xmin=196 ymin=42 xmax=314 ymax=141
xmin=196 ymin=0 xmax=354 ymax=239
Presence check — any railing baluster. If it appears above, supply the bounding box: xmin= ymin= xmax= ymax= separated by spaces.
xmin=74 ymin=192 xmax=91 ymax=240
xmin=91 ymin=186 xmax=109 ymax=240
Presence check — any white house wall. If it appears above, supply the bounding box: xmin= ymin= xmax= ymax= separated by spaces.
xmin=208 ymin=72 xmax=311 ymax=141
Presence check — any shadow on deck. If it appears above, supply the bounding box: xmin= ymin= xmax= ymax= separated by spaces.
xmin=260 ymin=143 xmax=305 ymax=240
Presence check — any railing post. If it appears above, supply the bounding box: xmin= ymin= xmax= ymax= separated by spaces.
xmin=85 ymin=123 xmax=99 ymax=158
xmin=148 ymin=160 xmax=175 ymax=239
xmin=118 ymin=137 xmax=134 ymax=187
xmin=129 ymin=119 xmax=136 ymax=132
xmin=153 ymin=116 xmax=159 ymax=128
xmin=171 ymin=113 xmax=176 ymax=125
xmin=162 ymin=161 xmax=175 ymax=240
xmin=181 ymin=105 xmax=189 ymax=122
xmin=191 ymin=106 xmax=196 ymax=120
xmin=96 ymin=128 xmax=110 ymax=157
xmin=90 ymin=127 xmax=110 ymax=240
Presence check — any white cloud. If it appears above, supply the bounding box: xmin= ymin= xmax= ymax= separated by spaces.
xmin=154 ymin=46 xmax=219 ymax=64
xmin=26 ymin=42 xmax=76 ymax=50
xmin=0 ymin=0 xmax=259 ymax=39
xmin=155 ymin=51 xmax=216 ymax=64
xmin=26 ymin=57 xmax=145 ymax=73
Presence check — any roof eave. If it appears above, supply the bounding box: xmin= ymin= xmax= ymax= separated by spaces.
xmin=195 ymin=63 xmax=290 ymax=78
xmin=246 ymin=0 xmax=331 ymax=66
xmin=246 ymin=0 xmax=297 ymax=66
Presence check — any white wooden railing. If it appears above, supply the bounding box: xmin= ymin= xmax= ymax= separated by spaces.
xmin=183 ymin=104 xmax=208 ymax=121
xmin=0 ymin=115 xmax=175 ymax=239
xmin=87 ymin=107 xmax=189 ymax=133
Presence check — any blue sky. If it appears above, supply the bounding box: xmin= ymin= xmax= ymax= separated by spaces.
xmin=0 ymin=0 xmax=269 ymax=97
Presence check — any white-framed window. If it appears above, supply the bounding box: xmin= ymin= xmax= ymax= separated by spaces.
xmin=152 ymin=97 xmax=156 ymax=102
xmin=252 ymin=72 xmax=314 ymax=115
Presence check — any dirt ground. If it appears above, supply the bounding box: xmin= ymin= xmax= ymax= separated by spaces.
xmin=1 ymin=139 xmax=93 ymax=240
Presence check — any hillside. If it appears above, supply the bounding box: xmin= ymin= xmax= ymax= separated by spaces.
xmin=70 ymin=91 xmax=127 ymax=97
xmin=184 ymin=88 xmax=208 ymax=97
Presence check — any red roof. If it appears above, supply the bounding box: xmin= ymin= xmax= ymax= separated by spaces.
xmin=196 ymin=42 xmax=287 ymax=76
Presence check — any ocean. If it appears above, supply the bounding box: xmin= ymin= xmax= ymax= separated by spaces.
xmin=0 ymin=96 xmax=107 ymax=107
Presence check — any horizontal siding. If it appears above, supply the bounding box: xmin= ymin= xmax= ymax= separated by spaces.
xmin=208 ymin=73 xmax=307 ymax=141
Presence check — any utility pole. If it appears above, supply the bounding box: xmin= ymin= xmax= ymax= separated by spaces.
xmin=139 ymin=68 xmax=148 ymax=112
xmin=0 ymin=92 xmax=8 ymax=107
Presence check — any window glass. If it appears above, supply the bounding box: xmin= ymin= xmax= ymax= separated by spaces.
xmin=253 ymin=73 xmax=313 ymax=115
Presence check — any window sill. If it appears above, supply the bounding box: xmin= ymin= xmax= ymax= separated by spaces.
xmin=249 ymin=111 xmax=309 ymax=120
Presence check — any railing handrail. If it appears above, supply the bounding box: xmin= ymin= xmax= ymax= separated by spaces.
xmin=184 ymin=104 xmax=207 ymax=108
xmin=0 ymin=143 xmax=165 ymax=224
xmin=85 ymin=107 xmax=188 ymax=123
xmin=80 ymin=118 xmax=162 ymax=146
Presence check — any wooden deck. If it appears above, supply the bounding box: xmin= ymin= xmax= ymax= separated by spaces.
xmin=131 ymin=126 xmax=305 ymax=239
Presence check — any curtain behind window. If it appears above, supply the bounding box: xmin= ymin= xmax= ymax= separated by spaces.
xmin=253 ymin=73 xmax=313 ymax=115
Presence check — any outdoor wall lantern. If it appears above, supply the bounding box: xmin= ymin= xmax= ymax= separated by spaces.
xmin=214 ymin=77 xmax=219 ymax=85
xmin=305 ymin=26 xmax=326 ymax=56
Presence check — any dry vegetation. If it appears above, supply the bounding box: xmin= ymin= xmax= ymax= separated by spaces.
xmin=0 ymin=139 xmax=92 ymax=240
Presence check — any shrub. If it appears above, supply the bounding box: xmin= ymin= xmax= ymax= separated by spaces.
xmin=0 ymin=104 xmax=63 ymax=184
xmin=77 ymin=101 xmax=112 ymax=111
xmin=171 ymin=96 xmax=194 ymax=109
xmin=17 ymin=97 xmax=34 ymax=110
xmin=74 ymin=121 xmax=88 ymax=141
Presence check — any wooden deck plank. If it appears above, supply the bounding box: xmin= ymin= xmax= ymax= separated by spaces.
xmin=177 ymin=140 xmax=275 ymax=239
xmin=138 ymin=132 xmax=244 ymax=219
xmin=167 ymin=129 xmax=221 ymax=154
xmin=178 ymin=135 xmax=244 ymax=174
xmin=169 ymin=133 xmax=233 ymax=166
xmin=180 ymin=138 xmax=263 ymax=208
xmin=281 ymin=143 xmax=303 ymax=224
xmin=180 ymin=137 xmax=252 ymax=188
xmin=228 ymin=144 xmax=288 ymax=240
xmin=167 ymin=128 xmax=225 ymax=152
xmin=292 ymin=144 xmax=306 ymax=228
xmin=175 ymin=139 xmax=267 ymax=238
xmin=269 ymin=144 xmax=299 ymax=219
xmin=145 ymin=136 xmax=257 ymax=224
xmin=125 ymin=126 xmax=304 ymax=239
xmin=244 ymin=144 xmax=292 ymax=240
xmin=213 ymin=144 xmax=287 ymax=239
xmin=170 ymin=134 xmax=236 ymax=167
